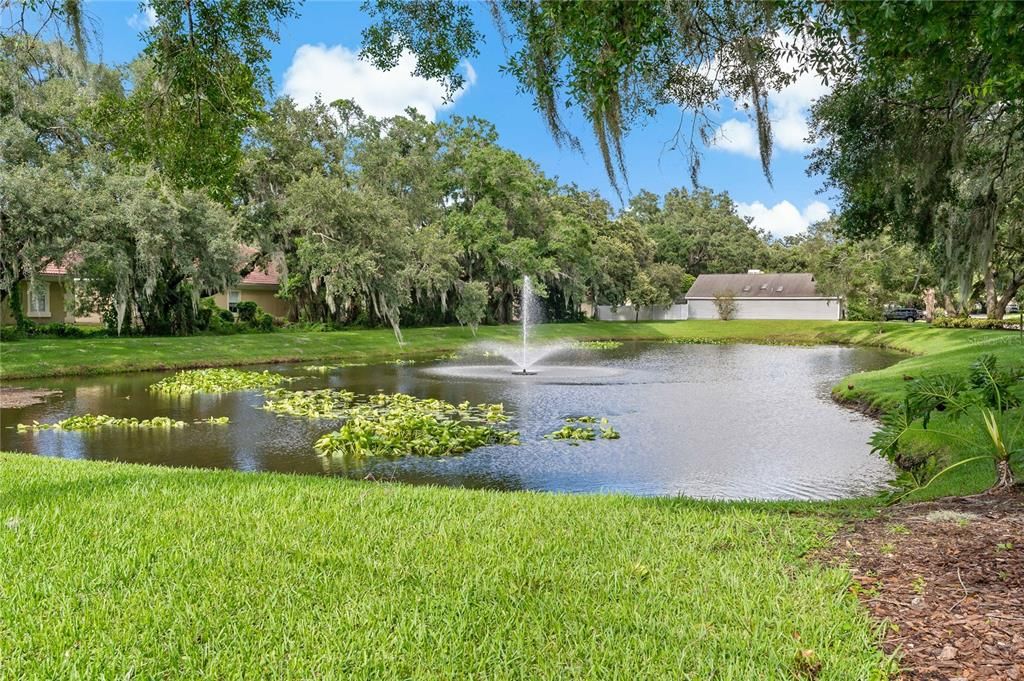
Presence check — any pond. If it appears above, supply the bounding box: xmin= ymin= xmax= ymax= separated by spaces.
xmin=1 ymin=342 xmax=902 ymax=500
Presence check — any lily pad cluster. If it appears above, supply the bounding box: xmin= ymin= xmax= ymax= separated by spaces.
xmin=573 ymin=340 xmax=623 ymax=350
xmin=302 ymin=362 xmax=367 ymax=373
xmin=149 ymin=368 xmax=289 ymax=394
xmin=262 ymin=388 xmax=356 ymax=418
xmin=17 ymin=414 xmax=194 ymax=431
xmin=313 ymin=393 xmax=518 ymax=458
xmin=545 ymin=416 xmax=620 ymax=442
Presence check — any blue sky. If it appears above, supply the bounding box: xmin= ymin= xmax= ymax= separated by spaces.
xmin=93 ymin=1 xmax=834 ymax=237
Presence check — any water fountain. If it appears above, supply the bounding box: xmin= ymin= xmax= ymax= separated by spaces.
xmin=478 ymin=275 xmax=568 ymax=375
xmin=423 ymin=275 xmax=614 ymax=382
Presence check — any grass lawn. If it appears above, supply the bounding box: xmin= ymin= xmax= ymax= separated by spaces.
xmin=1 ymin=318 xmax=1020 ymax=382
xmin=0 ymin=453 xmax=892 ymax=679
xmin=1 ymin=320 xmax=1021 ymax=677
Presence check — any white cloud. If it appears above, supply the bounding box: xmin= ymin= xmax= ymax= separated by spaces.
xmin=736 ymin=200 xmax=831 ymax=238
xmin=710 ymin=119 xmax=760 ymax=158
xmin=712 ymin=31 xmax=831 ymax=157
xmin=127 ymin=4 xmax=157 ymax=30
xmin=282 ymin=44 xmax=476 ymax=121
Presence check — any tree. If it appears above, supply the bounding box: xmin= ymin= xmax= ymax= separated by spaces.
xmin=713 ymin=291 xmax=738 ymax=321
xmin=455 ymin=280 xmax=488 ymax=336
xmin=626 ymin=271 xmax=668 ymax=323
xmin=646 ymin=262 xmax=691 ymax=302
xmin=645 ymin=189 xmax=768 ymax=275
xmin=798 ymin=2 xmax=1024 ymax=314
xmin=0 ymin=36 xmax=100 ymax=326
xmin=75 ymin=171 xmax=240 ymax=335
xmin=282 ymin=173 xmax=414 ymax=341
xmin=94 ymin=0 xmax=299 ymax=200
xmin=362 ymin=1 xmax=790 ymax=192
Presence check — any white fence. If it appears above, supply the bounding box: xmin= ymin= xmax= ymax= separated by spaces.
xmin=594 ymin=304 xmax=689 ymax=321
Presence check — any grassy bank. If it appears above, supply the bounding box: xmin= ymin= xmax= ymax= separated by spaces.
xmin=0 ymin=452 xmax=892 ymax=679
xmin=1 ymin=318 xmax=1019 ymax=381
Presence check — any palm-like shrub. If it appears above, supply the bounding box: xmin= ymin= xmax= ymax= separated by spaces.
xmin=871 ymin=354 xmax=1022 ymax=494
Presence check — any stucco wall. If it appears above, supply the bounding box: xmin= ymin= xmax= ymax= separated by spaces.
xmin=687 ymin=298 xmax=842 ymax=320
xmin=595 ymin=304 xmax=689 ymax=321
xmin=1 ymin=280 xmax=69 ymax=324
xmin=212 ymin=287 xmax=292 ymax=318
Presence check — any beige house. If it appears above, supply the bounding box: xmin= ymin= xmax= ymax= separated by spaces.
xmin=210 ymin=257 xmax=292 ymax=318
xmin=0 ymin=263 xmax=80 ymax=325
xmin=3 ymin=253 xmax=293 ymax=326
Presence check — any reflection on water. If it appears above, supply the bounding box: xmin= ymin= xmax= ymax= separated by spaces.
xmin=1 ymin=342 xmax=902 ymax=500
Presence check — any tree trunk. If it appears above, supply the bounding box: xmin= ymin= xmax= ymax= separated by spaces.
xmin=922 ymin=288 xmax=936 ymax=322
xmin=989 ymin=458 xmax=1016 ymax=493
xmin=992 ymin=271 xmax=1022 ymax=321
xmin=984 ymin=265 xmax=999 ymax=318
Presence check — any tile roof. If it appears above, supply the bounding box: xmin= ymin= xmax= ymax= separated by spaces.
xmin=686 ymin=273 xmax=823 ymax=298
xmin=35 ymin=248 xmax=281 ymax=287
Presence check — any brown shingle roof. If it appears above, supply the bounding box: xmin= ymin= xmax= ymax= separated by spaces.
xmin=686 ymin=273 xmax=821 ymax=298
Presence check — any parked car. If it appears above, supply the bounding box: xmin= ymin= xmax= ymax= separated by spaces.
xmin=1008 ymin=301 xmax=1020 ymax=314
xmin=883 ymin=307 xmax=924 ymax=322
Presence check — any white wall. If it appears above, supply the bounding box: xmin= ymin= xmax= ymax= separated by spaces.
xmin=595 ymin=304 xmax=689 ymax=321
xmin=687 ymin=298 xmax=841 ymax=321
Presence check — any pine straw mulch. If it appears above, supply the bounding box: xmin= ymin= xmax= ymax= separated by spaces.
xmin=820 ymin=491 xmax=1024 ymax=680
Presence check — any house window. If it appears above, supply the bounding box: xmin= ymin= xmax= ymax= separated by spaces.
xmin=227 ymin=289 xmax=241 ymax=312
xmin=27 ymin=281 xmax=50 ymax=317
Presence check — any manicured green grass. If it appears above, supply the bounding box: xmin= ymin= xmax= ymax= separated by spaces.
xmin=0 ymin=453 xmax=893 ymax=679
xmin=0 ymin=318 xmax=1018 ymax=381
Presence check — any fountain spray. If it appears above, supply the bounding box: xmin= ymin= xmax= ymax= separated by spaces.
xmin=521 ymin=275 xmax=532 ymax=374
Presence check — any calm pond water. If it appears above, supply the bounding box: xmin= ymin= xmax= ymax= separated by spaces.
xmin=1 ymin=342 xmax=902 ymax=500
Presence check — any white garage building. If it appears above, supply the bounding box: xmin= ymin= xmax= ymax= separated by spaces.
xmin=685 ymin=272 xmax=843 ymax=320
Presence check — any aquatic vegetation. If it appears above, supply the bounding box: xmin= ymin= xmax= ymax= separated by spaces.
xmin=665 ymin=337 xmax=725 ymax=345
xmin=384 ymin=358 xmax=416 ymax=366
xmin=573 ymin=340 xmax=623 ymax=350
xmin=303 ymin=365 xmax=337 ymax=374
xmin=150 ymin=368 xmax=289 ymax=394
xmin=547 ymin=417 xmax=620 ymax=441
xmin=17 ymin=414 xmax=187 ymax=431
xmin=200 ymin=416 xmax=231 ymax=425
xmin=262 ymin=389 xmax=356 ymax=418
xmin=313 ymin=393 xmax=518 ymax=458
xmin=546 ymin=425 xmax=596 ymax=441
xmin=433 ymin=352 xmax=461 ymax=361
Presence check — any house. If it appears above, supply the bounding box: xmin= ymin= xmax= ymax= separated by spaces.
xmin=0 ymin=263 xmax=87 ymax=325
xmin=2 ymin=251 xmax=293 ymax=326
xmin=685 ymin=271 xmax=842 ymax=320
xmin=210 ymin=259 xmax=292 ymax=319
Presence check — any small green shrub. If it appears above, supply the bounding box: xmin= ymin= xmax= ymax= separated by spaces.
xmin=254 ymin=312 xmax=274 ymax=332
xmin=236 ymin=301 xmax=259 ymax=324
xmin=932 ymin=316 xmax=1015 ymax=330
xmin=207 ymin=314 xmax=238 ymax=335
xmin=218 ymin=308 xmax=235 ymax=323
xmin=1 ymin=325 xmax=24 ymax=342
xmin=195 ymin=306 xmax=213 ymax=331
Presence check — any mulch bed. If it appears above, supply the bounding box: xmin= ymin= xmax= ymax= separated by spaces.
xmin=821 ymin=492 xmax=1024 ymax=680
xmin=0 ymin=387 xmax=61 ymax=409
